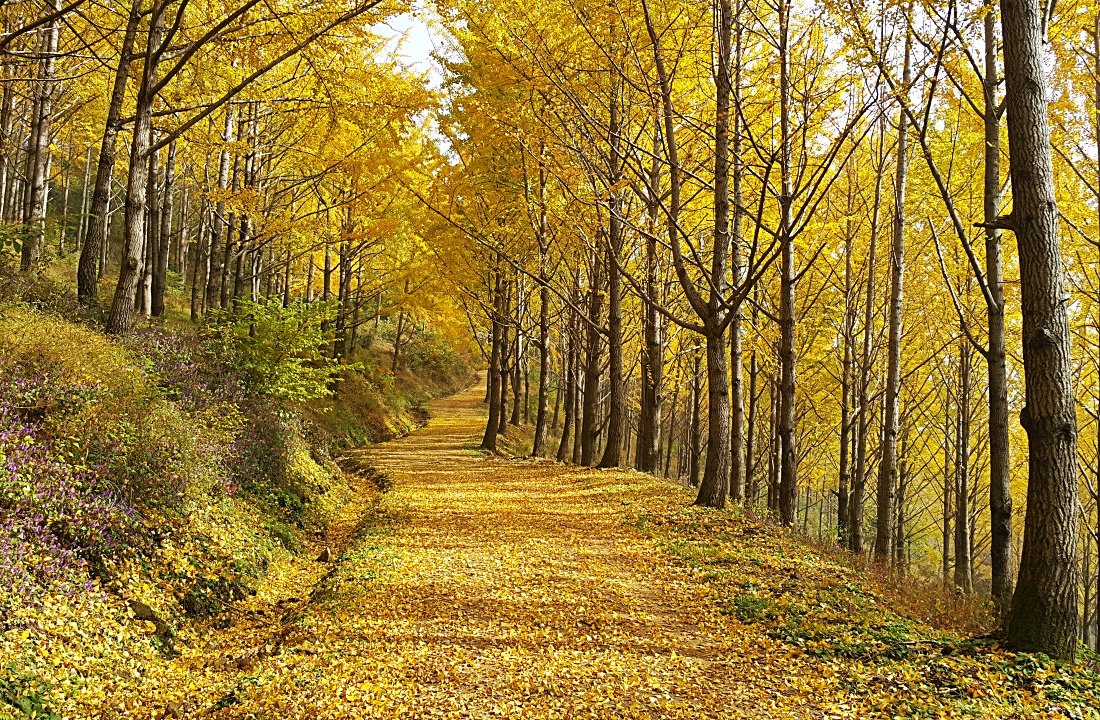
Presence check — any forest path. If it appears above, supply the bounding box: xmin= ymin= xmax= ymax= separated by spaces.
xmin=211 ymin=382 xmax=814 ymax=719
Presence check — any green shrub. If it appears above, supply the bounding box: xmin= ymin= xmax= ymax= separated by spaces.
xmin=207 ymin=300 xmax=339 ymax=402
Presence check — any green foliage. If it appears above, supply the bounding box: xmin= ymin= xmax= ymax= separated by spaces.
xmin=209 ymin=300 xmax=340 ymax=402
xmin=0 ymin=663 xmax=61 ymax=720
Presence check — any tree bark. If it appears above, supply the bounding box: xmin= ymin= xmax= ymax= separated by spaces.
xmin=775 ymin=0 xmax=799 ymax=525
xmin=106 ymin=5 xmax=163 ymax=334
xmin=482 ymin=274 xmax=503 ymax=452
xmin=955 ymin=342 xmax=974 ymax=593
xmin=580 ymin=262 xmax=603 ymax=466
xmin=983 ymin=1 xmax=1014 ymax=615
xmin=1001 ymin=0 xmax=1081 ymax=660
xmin=78 ymin=0 xmax=140 ymax=301
xmin=875 ymin=32 xmax=909 ymax=561
xmin=19 ymin=0 xmax=60 ymax=271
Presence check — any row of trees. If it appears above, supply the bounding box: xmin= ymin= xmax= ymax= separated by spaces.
xmin=2 ymin=0 xmax=465 ymax=365
xmin=431 ymin=0 xmax=1098 ymax=659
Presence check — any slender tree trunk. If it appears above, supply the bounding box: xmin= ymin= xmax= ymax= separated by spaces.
xmin=151 ymin=141 xmax=174 ymax=317
xmin=942 ymin=398 xmax=953 ymax=584
xmin=955 ymin=342 xmax=974 ymax=593
xmin=556 ymin=324 xmax=576 ymax=462
xmin=839 ymin=195 xmax=855 ymax=546
xmin=695 ymin=0 xmax=735 ymax=509
xmin=875 ymin=32 xmax=910 ymax=561
xmin=729 ymin=0 xmax=746 ymax=506
xmin=776 ymin=0 xmax=798 ymax=525
xmin=482 ymin=275 xmax=503 ymax=452
xmin=851 ymin=129 xmax=885 ymax=555
xmin=79 ymin=0 xmax=140 ymax=302
xmin=20 ymin=0 xmax=60 ymax=271
xmin=206 ymin=107 xmax=234 ymax=309
xmin=106 ymin=6 xmax=163 ymax=334
xmin=689 ymin=349 xmax=703 ymax=489
xmin=1001 ymin=0 xmax=1081 ymax=660
xmin=598 ymin=77 xmax=625 ymax=469
xmin=580 ymin=263 xmax=603 ymax=465
xmin=190 ymin=198 xmax=209 ymax=322
xmin=636 ymin=148 xmax=663 ymax=474
xmin=532 ymin=280 xmax=551 ymax=455
xmin=983 ymin=1 xmax=1014 ymax=615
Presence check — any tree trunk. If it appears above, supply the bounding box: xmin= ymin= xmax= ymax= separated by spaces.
xmin=875 ymin=33 xmax=910 ymax=561
xmin=598 ymin=78 xmax=625 ymax=469
xmin=1000 ymin=0 xmax=1081 ymax=660
xmin=19 ymin=0 xmax=60 ymax=272
xmin=955 ymin=342 xmax=974 ymax=593
xmin=80 ymin=0 xmax=141 ymax=300
xmin=106 ymin=6 xmax=163 ymax=334
xmin=482 ymin=275 xmax=503 ymax=452
xmin=776 ymin=0 xmax=798 ymax=526
xmin=206 ymin=107 xmax=234 ymax=310
xmin=689 ymin=349 xmax=703 ymax=489
xmin=580 ymin=263 xmax=603 ymax=466
xmin=151 ymin=141 xmax=174 ymax=317
xmin=983 ymin=1 xmax=1014 ymax=616
xmin=851 ymin=125 xmax=885 ymax=555
xmin=556 ymin=323 xmax=576 ymax=462
xmin=532 ymin=280 xmax=551 ymax=456
xmin=729 ymin=2 xmax=746 ymax=506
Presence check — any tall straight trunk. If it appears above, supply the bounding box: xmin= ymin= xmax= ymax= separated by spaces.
xmin=839 ymin=193 xmax=855 ymax=545
xmin=894 ymin=422 xmax=909 ymax=568
xmin=152 ymin=141 xmax=174 ymax=317
xmin=598 ymin=76 xmax=625 ymax=469
xmin=20 ymin=0 xmax=60 ymax=271
xmin=79 ymin=0 xmax=140 ymax=302
xmin=636 ymin=142 xmax=663 ymax=474
xmin=776 ymin=0 xmax=798 ymax=525
xmin=689 ymin=349 xmax=703 ymax=488
xmin=77 ymin=144 xmax=92 ymax=248
xmin=695 ymin=0 xmax=735 ymax=508
xmin=1001 ymin=0 xmax=1080 ymax=660
xmin=498 ymin=281 xmax=511 ymax=436
xmin=189 ymin=199 xmax=209 ymax=321
xmin=983 ymin=2 xmax=1014 ymax=615
xmin=943 ymin=398 xmax=953 ymax=583
xmin=556 ymin=325 xmax=576 ymax=462
xmin=768 ymin=375 xmax=780 ymax=513
xmin=746 ymin=288 xmax=760 ymax=504
xmin=106 ymin=5 xmax=163 ymax=334
xmin=955 ymin=342 xmax=974 ymax=593
xmin=140 ymin=146 xmax=159 ymax=316
xmin=1094 ymin=11 xmax=1100 ymax=652
xmin=0 ymin=64 xmax=12 ymax=225
xmin=729 ymin=0 xmax=746 ymax=505
xmin=664 ymin=380 xmax=680 ymax=478
xmin=206 ymin=107 xmax=234 ymax=309
xmin=580 ymin=263 xmax=603 ymax=465
xmin=482 ymin=275 xmax=503 ymax=451
xmin=875 ymin=33 xmax=910 ymax=561
xmin=532 ymin=281 xmax=551 ymax=455
xmin=58 ymin=156 xmax=70 ymax=255
xmin=851 ymin=129 xmax=885 ymax=554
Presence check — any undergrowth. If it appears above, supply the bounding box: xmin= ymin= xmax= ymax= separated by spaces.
xmin=0 ymin=267 xmax=472 ymax=719
xmin=617 ymin=477 xmax=1100 ymax=718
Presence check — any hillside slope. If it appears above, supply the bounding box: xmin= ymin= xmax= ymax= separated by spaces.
xmin=0 ymin=303 xmax=470 ymax=719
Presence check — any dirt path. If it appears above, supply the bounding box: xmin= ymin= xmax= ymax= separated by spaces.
xmin=210 ymin=382 xmax=814 ymax=719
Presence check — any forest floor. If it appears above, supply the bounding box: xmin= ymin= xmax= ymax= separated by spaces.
xmin=141 ymin=382 xmax=1099 ymax=720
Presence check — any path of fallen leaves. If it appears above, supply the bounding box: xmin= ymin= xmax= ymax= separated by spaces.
xmin=200 ymin=382 xmax=824 ymax=719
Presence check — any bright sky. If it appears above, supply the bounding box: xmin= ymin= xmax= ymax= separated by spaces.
xmin=374 ymin=4 xmax=448 ymax=89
